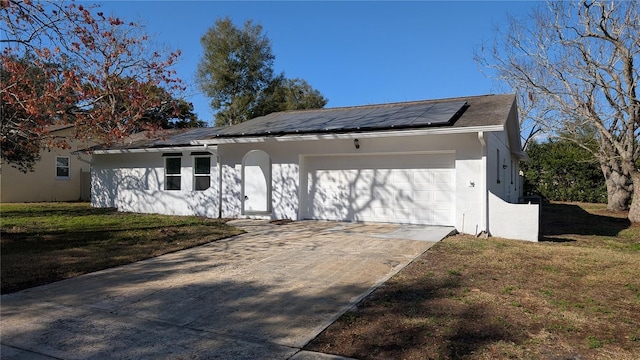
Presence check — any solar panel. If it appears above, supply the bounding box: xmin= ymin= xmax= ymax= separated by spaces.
xmin=210 ymin=99 xmax=468 ymax=137
xmin=160 ymin=127 xmax=220 ymax=144
xmin=379 ymin=103 xmax=435 ymax=128
xmin=150 ymin=128 xmax=223 ymax=146
xmin=291 ymin=112 xmax=335 ymax=132
xmin=410 ymin=101 xmax=467 ymax=126
xmin=277 ymin=113 xmax=324 ymax=133
xmin=217 ymin=112 xmax=291 ymax=135
xmin=345 ymin=105 xmax=405 ymax=129
xmin=319 ymin=107 xmax=378 ymax=130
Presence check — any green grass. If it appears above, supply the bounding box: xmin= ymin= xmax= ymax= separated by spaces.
xmin=1 ymin=203 xmax=244 ymax=294
xmin=587 ymin=336 xmax=603 ymax=349
xmin=306 ymin=202 xmax=640 ymax=359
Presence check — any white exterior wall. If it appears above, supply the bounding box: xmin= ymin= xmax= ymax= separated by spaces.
xmin=488 ymin=191 xmax=539 ymax=241
xmin=483 ymin=129 xmax=538 ymax=241
xmin=90 ymin=129 xmax=536 ymax=240
xmin=485 ymin=131 xmax=519 ymax=203
xmin=92 ymin=152 xmax=219 ymax=217
xmin=218 ymin=140 xmax=303 ymax=220
xmin=217 ymin=132 xmax=485 ymax=232
xmin=455 ymin=134 xmax=484 ymax=235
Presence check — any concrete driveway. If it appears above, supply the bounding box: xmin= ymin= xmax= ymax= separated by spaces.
xmin=1 ymin=220 xmax=453 ymax=359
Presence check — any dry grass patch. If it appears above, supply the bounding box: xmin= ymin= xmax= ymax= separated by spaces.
xmin=306 ymin=202 xmax=640 ymax=359
xmin=1 ymin=203 xmax=243 ymax=294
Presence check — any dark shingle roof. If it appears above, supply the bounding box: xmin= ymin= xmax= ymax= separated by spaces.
xmin=90 ymin=127 xmax=223 ymax=151
xmin=211 ymin=99 xmax=469 ymax=137
xmin=96 ymin=94 xmax=516 ymax=151
xmin=204 ymin=93 xmax=515 ymax=139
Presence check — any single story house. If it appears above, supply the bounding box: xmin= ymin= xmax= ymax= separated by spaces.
xmin=91 ymin=94 xmax=539 ymax=241
xmin=1 ymin=124 xmax=92 ymax=203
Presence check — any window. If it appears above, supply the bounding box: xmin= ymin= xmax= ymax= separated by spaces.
xmin=56 ymin=156 xmax=70 ymax=179
xmin=496 ymin=149 xmax=501 ymax=184
xmin=193 ymin=157 xmax=211 ymax=191
xmin=165 ymin=157 xmax=181 ymax=190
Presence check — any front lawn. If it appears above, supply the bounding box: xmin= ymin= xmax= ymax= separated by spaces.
xmin=0 ymin=203 xmax=243 ymax=294
xmin=306 ymin=202 xmax=640 ymax=359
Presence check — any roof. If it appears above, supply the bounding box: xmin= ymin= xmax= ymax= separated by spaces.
xmin=212 ymin=100 xmax=467 ymax=137
xmin=94 ymin=94 xmax=517 ymax=152
xmin=207 ymin=93 xmax=515 ymax=138
xmin=47 ymin=124 xmax=76 ymax=132
xmin=89 ymin=127 xmax=223 ymax=152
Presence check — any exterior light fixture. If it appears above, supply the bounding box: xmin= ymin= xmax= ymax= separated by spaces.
xmin=354 ymin=138 xmax=360 ymax=149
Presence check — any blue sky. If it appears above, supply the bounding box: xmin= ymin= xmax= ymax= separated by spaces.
xmin=94 ymin=1 xmax=535 ymax=125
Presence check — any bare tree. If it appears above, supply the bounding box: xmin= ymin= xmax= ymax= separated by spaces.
xmin=476 ymin=0 xmax=640 ymax=221
xmin=515 ymin=91 xmax=544 ymax=151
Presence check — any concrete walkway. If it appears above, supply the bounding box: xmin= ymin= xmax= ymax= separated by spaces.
xmin=1 ymin=221 xmax=453 ymax=359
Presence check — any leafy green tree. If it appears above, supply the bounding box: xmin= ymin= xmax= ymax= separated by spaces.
xmin=139 ymin=83 xmax=205 ymax=129
xmin=523 ymin=139 xmax=606 ymax=203
xmin=160 ymin=100 xmax=205 ymax=129
xmin=252 ymin=77 xmax=328 ymax=118
xmin=196 ymin=17 xmax=274 ymax=126
xmin=196 ymin=17 xmax=327 ymax=126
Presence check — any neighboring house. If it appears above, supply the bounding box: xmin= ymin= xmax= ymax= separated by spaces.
xmin=1 ymin=125 xmax=92 ymax=203
xmin=91 ymin=94 xmax=539 ymax=241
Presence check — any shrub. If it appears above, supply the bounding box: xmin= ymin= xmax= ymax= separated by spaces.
xmin=522 ymin=140 xmax=606 ymax=203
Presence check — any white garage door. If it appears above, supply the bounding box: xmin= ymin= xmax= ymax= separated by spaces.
xmin=304 ymin=153 xmax=455 ymax=225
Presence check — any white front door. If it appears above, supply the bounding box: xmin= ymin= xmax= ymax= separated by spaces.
xmin=242 ymin=150 xmax=271 ymax=214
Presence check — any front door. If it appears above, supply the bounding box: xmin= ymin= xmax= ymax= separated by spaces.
xmin=242 ymin=150 xmax=271 ymax=214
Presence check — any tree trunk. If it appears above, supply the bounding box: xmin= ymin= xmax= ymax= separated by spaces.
xmin=627 ymin=170 xmax=640 ymax=223
xmin=601 ymin=161 xmax=632 ymax=211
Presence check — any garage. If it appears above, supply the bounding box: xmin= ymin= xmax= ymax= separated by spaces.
xmin=303 ymin=153 xmax=455 ymax=225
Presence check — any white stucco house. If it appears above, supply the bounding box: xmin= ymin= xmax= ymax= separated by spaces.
xmin=91 ymin=94 xmax=539 ymax=241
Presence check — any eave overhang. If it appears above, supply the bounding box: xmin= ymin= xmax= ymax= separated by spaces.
xmin=194 ymin=125 xmax=506 ymax=145
xmin=91 ymin=145 xmax=217 ymax=155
